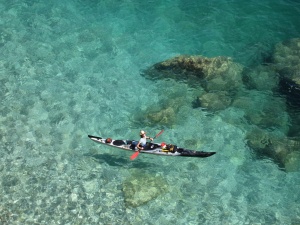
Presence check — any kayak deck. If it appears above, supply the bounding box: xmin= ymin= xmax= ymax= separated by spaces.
xmin=88 ymin=135 xmax=216 ymax=158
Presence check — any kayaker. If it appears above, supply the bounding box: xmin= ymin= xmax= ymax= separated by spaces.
xmin=136 ymin=130 xmax=153 ymax=150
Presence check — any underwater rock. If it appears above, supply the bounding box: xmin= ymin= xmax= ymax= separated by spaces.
xmin=154 ymin=55 xmax=233 ymax=78
xmin=273 ymin=38 xmax=300 ymax=107
xmin=134 ymin=97 xmax=185 ymax=127
xmin=146 ymin=106 xmax=176 ymax=126
xmin=194 ymin=91 xmax=231 ymax=111
xmin=246 ymin=128 xmax=274 ymax=150
xmin=142 ymin=55 xmax=245 ymax=114
xmin=142 ymin=54 xmax=247 ymax=115
xmin=284 ymin=151 xmax=300 ymax=172
xmin=242 ymin=65 xmax=279 ymax=91
xmin=287 ymin=112 xmax=300 ymax=137
xmin=246 ymin=128 xmax=288 ymax=167
xmin=144 ymin=55 xmax=244 ymax=92
xmin=273 ymin=38 xmax=300 ymax=85
xmin=122 ymin=173 xmax=168 ymax=208
xmin=232 ymin=91 xmax=289 ymax=134
xmin=271 ymin=37 xmax=300 ymax=156
xmin=246 ymin=127 xmax=300 ymax=171
xmin=279 ymin=76 xmax=300 ymax=107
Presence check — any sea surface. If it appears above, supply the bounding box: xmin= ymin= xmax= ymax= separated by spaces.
xmin=1 ymin=0 xmax=300 ymax=224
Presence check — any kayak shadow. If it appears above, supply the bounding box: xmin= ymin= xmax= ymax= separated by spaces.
xmin=85 ymin=153 xmax=155 ymax=169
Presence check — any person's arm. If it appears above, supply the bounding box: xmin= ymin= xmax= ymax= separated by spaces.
xmin=146 ymin=136 xmax=153 ymax=141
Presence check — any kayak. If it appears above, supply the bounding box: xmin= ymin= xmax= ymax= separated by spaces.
xmin=88 ymin=135 xmax=216 ymax=158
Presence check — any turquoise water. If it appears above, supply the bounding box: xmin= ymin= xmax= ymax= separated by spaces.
xmin=1 ymin=0 xmax=300 ymax=224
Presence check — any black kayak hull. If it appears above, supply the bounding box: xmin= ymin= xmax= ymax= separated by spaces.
xmin=88 ymin=135 xmax=216 ymax=158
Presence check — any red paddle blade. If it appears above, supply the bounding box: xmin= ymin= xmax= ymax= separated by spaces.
xmin=130 ymin=151 xmax=140 ymax=160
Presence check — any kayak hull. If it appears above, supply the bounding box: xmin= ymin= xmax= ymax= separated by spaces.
xmin=88 ymin=135 xmax=216 ymax=158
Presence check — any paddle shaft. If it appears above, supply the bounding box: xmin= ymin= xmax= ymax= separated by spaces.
xmin=153 ymin=130 xmax=164 ymax=140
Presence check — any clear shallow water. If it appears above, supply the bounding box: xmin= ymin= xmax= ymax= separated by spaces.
xmin=0 ymin=0 xmax=300 ymax=224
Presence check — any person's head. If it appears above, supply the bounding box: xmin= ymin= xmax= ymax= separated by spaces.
xmin=105 ymin=138 xmax=112 ymax=143
xmin=140 ymin=130 xmax=146 ymax=137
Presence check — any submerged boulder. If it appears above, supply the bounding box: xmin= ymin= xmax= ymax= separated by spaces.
xmin=242 ymin=65 xmax=279 ymax=92
xmin=284 ymin=151 xmax=300 ymax=172
xmin=194 ymin=91 xmax=232 ymax=111
xmin=122 ymin=173 xmax=168 ymax=207
xmin=246 ymin=128 xmax=287 ymax=167
xmin=133 ymin=97 xmax=185 ymax=127
xmin=273 ymin=38 xmax=300 ymax=85
xmin=145 ymin=106 xmax=176 ymax=126
xmin=231 ymin=90 xmax=290 ymax=133
xmin=154 ymin=55 xmax=232 ymax=78
xmin=279 ymin=76 xmax=300 ymax=107
xmin=146 ymin=55 xmax=244 ymax=92
xmin=273 ymin=38 xmax=300 ymax=107
xmin=143 ymin=55 xmax=244 ymax=112
xmin=246 ymin=127 xmax=300 ymax=171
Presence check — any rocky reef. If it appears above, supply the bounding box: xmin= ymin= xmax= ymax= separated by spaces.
xmin=142 ymin=55 xmax=244 ymax=115
xmin=270 ymin=38 xmax=300 ymax=171
xmin=273 ymin=38 xmax=300 ymax=111
xmin=141 ymin=38 xmax=300 ymax=172
xmin=273 ymin=38 xmax=300 ymax=85
xmin=132 ymin=96 xmax=185 ymax=127
xmin=146 ymin=55 xmax=244 ymax=93
xmin=194 ymin=91 xmax=232 ymax=111
xmin=122 ymin=173 xmax=168 ymax=207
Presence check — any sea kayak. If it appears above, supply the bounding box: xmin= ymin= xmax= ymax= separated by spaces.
xmin=88 ymin=135 xmax=216 ymax=158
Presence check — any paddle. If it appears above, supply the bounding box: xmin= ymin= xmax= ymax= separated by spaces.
xmin=130 ymin=129 xmax=164 ymax=160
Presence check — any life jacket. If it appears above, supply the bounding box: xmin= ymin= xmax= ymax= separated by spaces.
xmin=162 ymin=144 xmax=177 ymax=153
